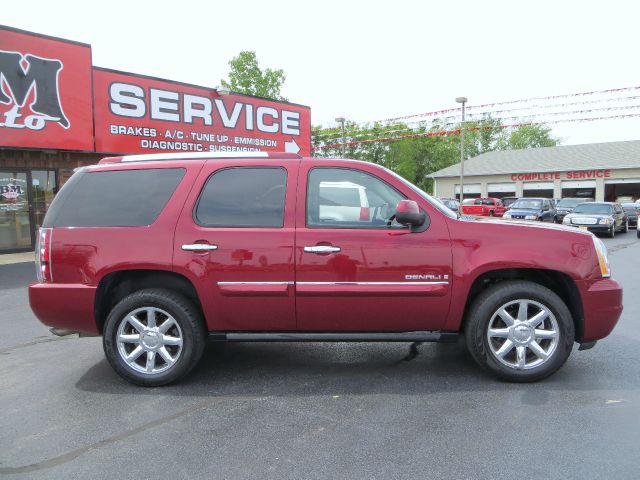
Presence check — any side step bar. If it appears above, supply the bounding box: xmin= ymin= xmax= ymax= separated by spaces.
xmin=209 ymin=332 xmax=459 ymax=343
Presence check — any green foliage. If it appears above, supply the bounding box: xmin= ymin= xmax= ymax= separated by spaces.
xmin=312 ymin=118 xmax=559 ymax=193
xmin=220 ymin=51 xmax=287 ymax=101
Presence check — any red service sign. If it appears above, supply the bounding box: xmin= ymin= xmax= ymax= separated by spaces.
xmin=0 ymin=26 xmax=94 ymax=151
xmin=93 ymin=68 xmax=311 ymax=156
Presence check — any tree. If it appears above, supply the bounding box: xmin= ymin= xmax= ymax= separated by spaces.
xmin=220 ymin=51 xmax=287 ymax=101
xmin=311 ymin=118 xmax=560 ymax=193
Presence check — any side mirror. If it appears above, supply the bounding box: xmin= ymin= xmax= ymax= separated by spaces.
xmin=395 ymin=200 xmax=426 ymax=227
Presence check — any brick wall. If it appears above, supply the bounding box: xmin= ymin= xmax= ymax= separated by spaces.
xmin=0 ymin=149 xmax=103 ymax=186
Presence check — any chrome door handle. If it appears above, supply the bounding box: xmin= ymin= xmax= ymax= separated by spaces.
xmin=182 ymin=244 xmax=218 ymax=251
xmin=304 ymin=245 xmax=341 ymax=253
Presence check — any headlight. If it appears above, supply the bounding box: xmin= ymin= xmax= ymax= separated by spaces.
xmin=562 ymin=216 xmax=571 ymax=224
xmin=525 ymin=215 xmax=538 ymax=220
xmin=503 ymin=213 xmax=511 ymax=219
xmin=592 ymin=236 xmax=611 ymax=278
xmin=599 ymin=218 xmax=612 ymax=225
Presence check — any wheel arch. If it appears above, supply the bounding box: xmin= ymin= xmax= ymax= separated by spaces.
xmin=461 ymin=268 xmax=584 ymax=342
xmin=94 ymin=269 xmax=203 ymax=334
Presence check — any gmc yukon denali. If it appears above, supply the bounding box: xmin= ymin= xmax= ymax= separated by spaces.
xmin=29 ymin=152 xmax=623 ymax=386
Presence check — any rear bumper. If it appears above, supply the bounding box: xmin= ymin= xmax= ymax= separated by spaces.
xmin=29 ymin=283 xmax=99 ymax=335
xmin=579 ymin=278 xmax=623 ymax=342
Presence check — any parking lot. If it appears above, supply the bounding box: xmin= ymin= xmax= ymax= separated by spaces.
xmin=1 ymin=233 xmax=639 ymax=480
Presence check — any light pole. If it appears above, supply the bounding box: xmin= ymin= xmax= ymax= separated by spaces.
xmin=455 ymin=97 xmax=467 ymax=203
xmin=335 ymin=117 xmax=346 ymax=157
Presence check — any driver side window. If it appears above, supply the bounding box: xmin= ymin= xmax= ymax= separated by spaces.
xmin=307 ymin=168 xmax=406 ymax=228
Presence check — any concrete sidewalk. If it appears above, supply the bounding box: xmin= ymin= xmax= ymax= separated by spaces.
xmin=0 ymin=252 xmax=34 ymax=265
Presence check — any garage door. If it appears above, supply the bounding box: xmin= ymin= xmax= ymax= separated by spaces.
xmin=455 ymin=184 xmax=481 ymax=200
xmin=604 ymin=178 xmax=640 ymax=202
xmin=562 ymin=180 xmax=596 ymax=200
xmin=523 ymin=182 xmax=553 ymax=198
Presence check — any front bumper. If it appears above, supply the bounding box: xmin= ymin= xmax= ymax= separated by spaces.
xmin=565 ymin=223 xmax=611 ymax=233
xmin=29 ymin=283 xmax=99 ymax=334
xmin=579 ymin=278 xmax=623 ymax=342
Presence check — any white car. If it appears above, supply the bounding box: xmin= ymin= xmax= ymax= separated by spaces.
xmin=319 ymin=181 xmax=371 ymax=222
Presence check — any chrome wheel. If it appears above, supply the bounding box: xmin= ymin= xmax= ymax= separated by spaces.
xmin=116 ymin=307 xmax=183 ymax=375
xmin=486 ymin=299 xmax=559 ymax=370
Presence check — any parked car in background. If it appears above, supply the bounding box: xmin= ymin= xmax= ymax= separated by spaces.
xmin=503 ymin=198 xmax=557 ymax=222
xmin=562 ymin=202 xmax=628 ymax=237
xmin=501 ymin=196 xmax=519 ymax=208
xmin=437 ymin=198 xmax=460 ymax=213
xmin=461 ymin=197 xmax=507 ymax=217
xmin=556 ymin=197 xmax=594 ymax=223
xmin=620 ymin=203 xmax=640 ymax=228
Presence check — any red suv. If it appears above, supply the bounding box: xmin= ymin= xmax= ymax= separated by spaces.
xmin=29 ymin=152 xmax=623 ymax=386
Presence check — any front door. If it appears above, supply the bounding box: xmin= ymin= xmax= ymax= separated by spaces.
xmin=295 ymin=164 xmax=453 ymax=332
xmin=0 ymin=171 xmax=30 ymax=252
xmin=173 ymin=161 xmax=298 ymax=331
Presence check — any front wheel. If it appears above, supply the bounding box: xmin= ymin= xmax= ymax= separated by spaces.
xmin=465 ymin=281 xmax=574 ymax=382
xmin=623 ymin=220 xmax=629 ymax=233
xmin=103 ymin=289 xmax=206 ymax=386
xmin=608 ymin=225 xmax=615 ymax=238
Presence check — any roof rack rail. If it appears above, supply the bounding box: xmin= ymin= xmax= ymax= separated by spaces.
xmin=99 ymin=151 xmax=302 ymax=164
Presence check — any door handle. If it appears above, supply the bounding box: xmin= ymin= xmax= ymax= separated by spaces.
xmin=304 ymin=245 xmax=341 ymax=254
xmin=182 ymin=244 xmax=218 ymax=251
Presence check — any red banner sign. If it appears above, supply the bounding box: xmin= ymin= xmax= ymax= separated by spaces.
xmin=92 ymin=68 xmax=311 ymax=156
xmin=0 ymin=26 xmax=94 ymax=151
xmin=0 ymin=26 xmax=311 ymax=156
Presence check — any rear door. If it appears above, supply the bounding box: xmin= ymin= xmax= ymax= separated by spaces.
xmin=295 ymin=162 xmax=453 ymax=332
xmin=173 ymin=159 xmax=298 ymax=331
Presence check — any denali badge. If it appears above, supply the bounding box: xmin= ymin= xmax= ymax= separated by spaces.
xmin=405 ymin=274 xmax=449 ymax=281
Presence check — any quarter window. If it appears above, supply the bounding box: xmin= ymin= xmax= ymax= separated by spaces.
xmin=195 ymin=167 xmax=287 ymax=228
xmin=307 ymin=168 xmax=406 ymax=228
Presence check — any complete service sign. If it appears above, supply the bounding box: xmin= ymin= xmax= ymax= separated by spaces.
xmin=0 ymin=25 xmax=311 ymax=156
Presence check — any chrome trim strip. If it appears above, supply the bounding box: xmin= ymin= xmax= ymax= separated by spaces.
xmin=296 ymin=281 xmax=449 ymax=286
xmin=217 ymin=282 xmax=293 ymax=286
xmin=182 ymin=244 xmax=218 ymax=251
xmin=304 ymin=246 xmax=341 ymax=253
xmin=122 ymin=152 xmax=269 ymax=162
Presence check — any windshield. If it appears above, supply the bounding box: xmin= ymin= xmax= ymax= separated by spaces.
xmin=572 ymin=203 xmax=613 ymax=215
xmin=557 ymin=198 xmax=585 ymax=207
xmin=511 ymin=199 xmax=542 ymax=209
xmin=621 ymin=203 xmax=639 ymax=209
xmin=383 ymin=167 xmax=458 ymax=219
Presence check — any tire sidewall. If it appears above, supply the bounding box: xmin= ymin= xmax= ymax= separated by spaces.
xmin=466 ymin=281 xmax=574 ymax=382
xmin=103 ymin=289 xmax=205 ymax=386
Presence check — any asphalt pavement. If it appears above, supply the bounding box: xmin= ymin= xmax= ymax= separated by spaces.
xmin=1 ymin=234 xmax=639 ymax=479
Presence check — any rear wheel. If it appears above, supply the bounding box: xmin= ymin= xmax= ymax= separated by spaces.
xmin=465 ymin=281 xmax=574 ymax=382
xmin=488 ymin=210 xmax=495 ymax=217
xmin=103 ymin=289 xmax=206 ymax=386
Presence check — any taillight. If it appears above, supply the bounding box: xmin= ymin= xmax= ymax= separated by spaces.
xmin=359 ymin=207 xmax=370 ymax=221
xmin=35 ymin=228 xmax=53 ymax=283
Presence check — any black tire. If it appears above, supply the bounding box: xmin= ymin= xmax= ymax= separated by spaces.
xmin=103 ymin=289 xmax=206 ymax=387
xmin=465 ymin=280 xmax=574 ymax=382
xmin=488 ymin=210 xmax=494 ymax=217
xmin=608 ymin=225 xmax=615 ymax=238
xmin=623 ymin=220 xmax=629 ymax=233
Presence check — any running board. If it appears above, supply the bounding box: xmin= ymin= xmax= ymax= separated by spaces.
xmin=208 ymin=332 xmax=459 ymax=343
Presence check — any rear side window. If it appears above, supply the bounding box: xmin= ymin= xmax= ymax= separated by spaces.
xmin=49 ymin=168 xmax=185 ymax=227
xmin=195 ymin=167 xmax=287 ymax=228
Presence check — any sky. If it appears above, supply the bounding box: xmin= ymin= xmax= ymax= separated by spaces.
xmin=4 ymin=0 xmax=640 ymax=146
